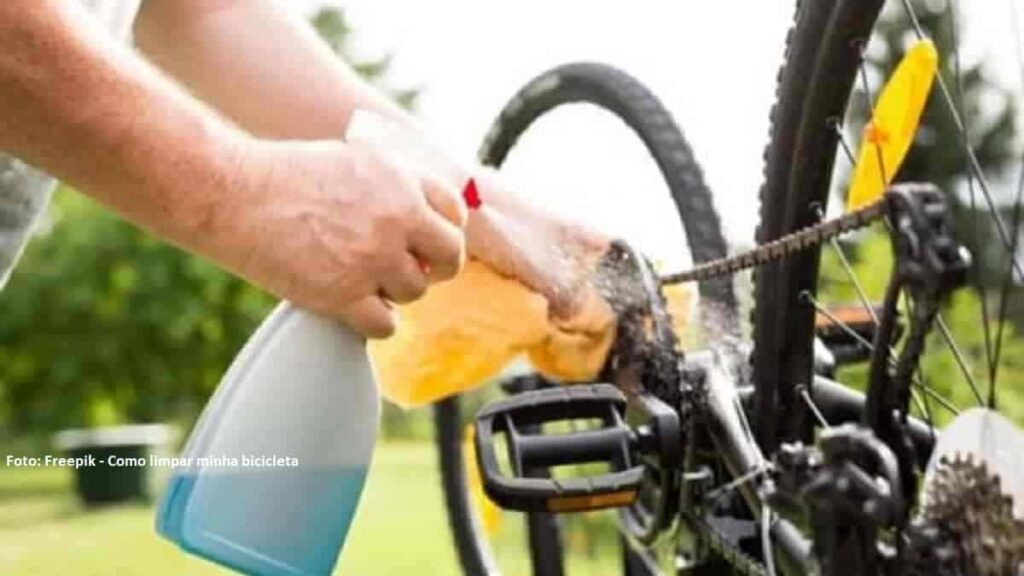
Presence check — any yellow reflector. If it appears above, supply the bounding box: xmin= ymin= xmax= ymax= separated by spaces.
xmin=847 ymin=40 xmax=938 ymax=211
xmin=464 ymin=424 xmax=502 ymax=535
xmin=546 ymin=490 xmax=638 ymax=513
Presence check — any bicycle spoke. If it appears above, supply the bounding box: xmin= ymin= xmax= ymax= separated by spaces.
xmin=856 ymin=50 xmax=880 ymax=129
xmin=900 ymin=287 xmax=979 ymax=409
xmin=801 ymin=291 xmax=874 ymax=351
xmin=905 ymin=291 xmax=960 ymax=422
xmin=831 ymin=118 xmax=859 ymax=167
xmin=908 ymin=388 xmax=931 ymax=423
xmin=796 ymin=384 xmax=831 ymax=429
xmin=831 ymin=242 xmax=877 ymax=325
xmin=912 ymin=378 xmax=960 ymax=416
xmin=914 ymin=369 xmax=939 ymax=444
xmin=934 ymin=313 xmax=984 ymax=406
xmin=814 ymin=203 xmax=881 ymax=326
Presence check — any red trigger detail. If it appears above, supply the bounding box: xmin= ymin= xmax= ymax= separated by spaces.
xmin=462 ymin=178 xmax=482 ymax=209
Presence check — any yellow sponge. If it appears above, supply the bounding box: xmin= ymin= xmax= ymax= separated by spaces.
xmin=369 ymin=259 xmax=694 ymax=408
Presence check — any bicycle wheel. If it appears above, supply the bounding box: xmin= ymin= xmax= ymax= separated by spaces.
xmin=752 ymin=0 xmax=887 ymax=454
xmin=752 ymin=0 xmax=1024 ymax=557
xmin=435 ymin=61 xmax=738 ymax=576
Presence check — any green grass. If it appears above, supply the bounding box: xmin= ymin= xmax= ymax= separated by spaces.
xmin=0 ymin=442 xmax=620 ymax=575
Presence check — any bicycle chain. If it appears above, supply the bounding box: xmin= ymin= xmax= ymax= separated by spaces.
xmin=683 ymin=512 xmax=768 ymax=576
xmin=661 ymin=198 xmax=889 ymax=285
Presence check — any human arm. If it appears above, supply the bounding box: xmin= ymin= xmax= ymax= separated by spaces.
xmin=135 ymin=0 xmax=609 ymax=316
xmin=0 ymin=0 xmax=465 ymax=337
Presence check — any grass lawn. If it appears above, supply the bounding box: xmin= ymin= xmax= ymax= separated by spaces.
xmin=0 ymin=442 xmax=620 ymax=575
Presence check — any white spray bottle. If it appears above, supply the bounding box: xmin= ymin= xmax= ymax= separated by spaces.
xmin=156 ymin=303 xmax=377 ymax=575
xmin=156 ymin=111 xmax=468 ymax=575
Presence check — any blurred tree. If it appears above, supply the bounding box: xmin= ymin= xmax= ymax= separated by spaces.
xmin=0 ymin=7 xmax=423 ymax=434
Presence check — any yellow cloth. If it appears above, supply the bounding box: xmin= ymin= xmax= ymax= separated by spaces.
xmin=369 ymin=260 xmax=695 ymax=408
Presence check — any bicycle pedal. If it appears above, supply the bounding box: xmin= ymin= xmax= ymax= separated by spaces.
xmin=474 ymin=384 xmax=644 ymax=513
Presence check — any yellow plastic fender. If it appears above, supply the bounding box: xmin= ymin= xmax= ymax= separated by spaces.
xmin=847 ymin=40 xmax=938 ymax=211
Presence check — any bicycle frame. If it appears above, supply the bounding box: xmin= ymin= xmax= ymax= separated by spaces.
xmin=675 ymin=348 xmax=812 ymax=575
xmin=619 ymin=340 xmax=941 ymax=575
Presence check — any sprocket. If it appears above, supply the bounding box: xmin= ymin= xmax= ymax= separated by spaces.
xmin=911 ymin=453 xmax=1024 ymax=576
xmin=903 ymin=517 xmax=964 ymax=576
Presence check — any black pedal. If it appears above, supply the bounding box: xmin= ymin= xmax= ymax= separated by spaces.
xmin=474 ymin=384 xmax=644 ymax=513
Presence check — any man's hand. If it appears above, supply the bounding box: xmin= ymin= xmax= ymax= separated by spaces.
xmin=0 ymin=1 xmax=467 ymax=339
xmin=223 ymin=139 xmax=467 ymax=338
xmin=134 ymin=0 xmax=610 ymax=323
xmin=0 ymin=0 xmax=593 ymax=339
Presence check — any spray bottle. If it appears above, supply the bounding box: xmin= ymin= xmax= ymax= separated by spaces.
xmin=156 ymin=111 xmax=476 ymax=575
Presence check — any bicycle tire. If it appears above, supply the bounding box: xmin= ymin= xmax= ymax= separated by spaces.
xmin=435 ymin=61 xmax=738 ymax=575
xmin=751 ymin=0 xmax=886 ymax=453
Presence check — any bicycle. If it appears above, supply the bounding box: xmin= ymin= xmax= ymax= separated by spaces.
xmin=433 ymin=2 xmax=1024 ymax=574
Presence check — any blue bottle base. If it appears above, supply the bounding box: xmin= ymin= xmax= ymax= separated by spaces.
xmin=157 ymin=466 xmax=368 ymax=576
